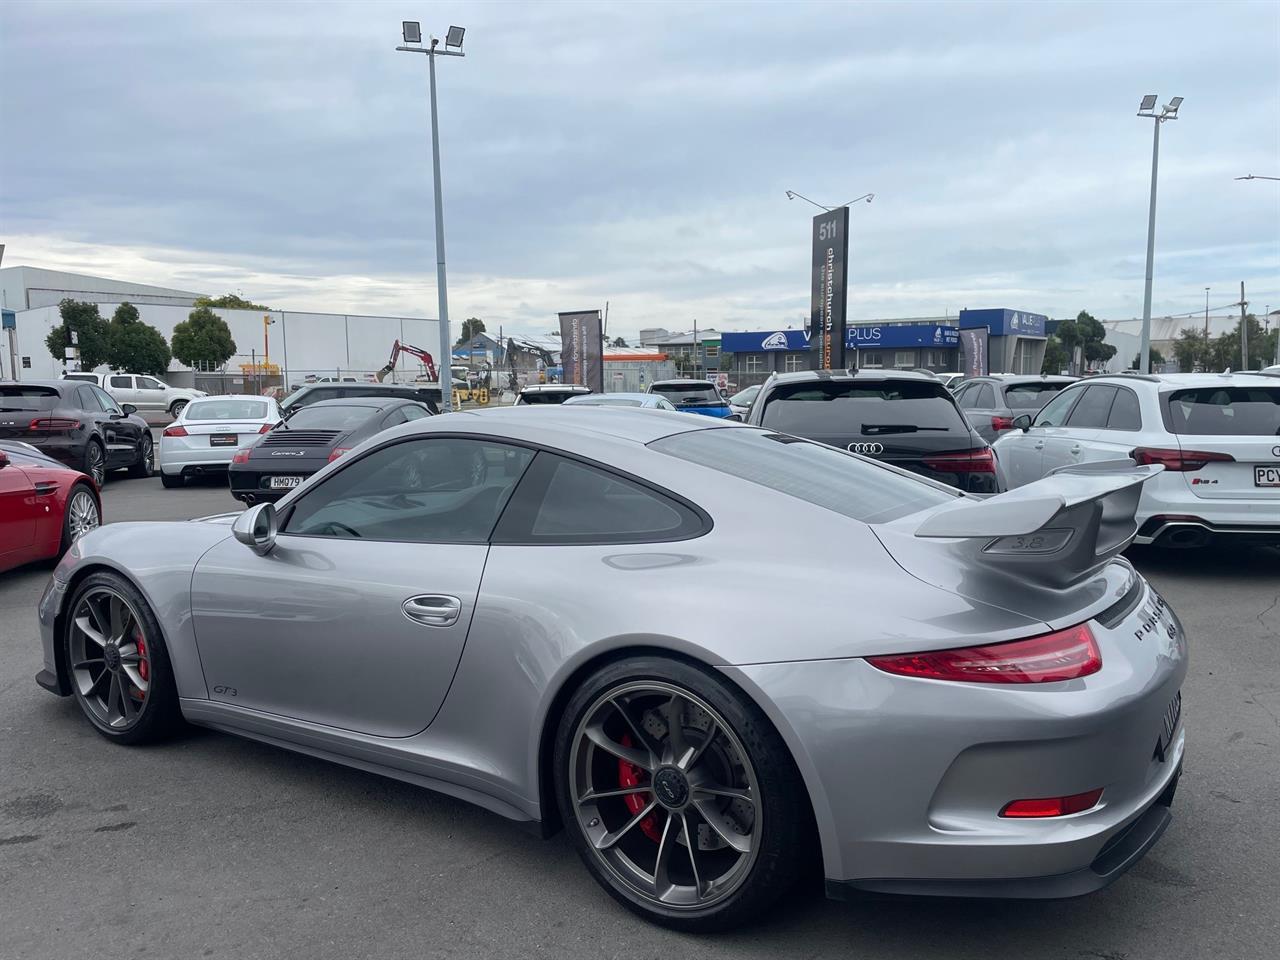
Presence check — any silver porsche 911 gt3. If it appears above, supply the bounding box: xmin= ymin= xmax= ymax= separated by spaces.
xmin=35 ymin=407 xmax=1187 ymax=931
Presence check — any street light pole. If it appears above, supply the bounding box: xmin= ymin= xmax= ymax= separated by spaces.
xmin=398 ymin=22 xmax=465 ymax=412
xmin=1135 ymin=95 xmax=1182 ymax=375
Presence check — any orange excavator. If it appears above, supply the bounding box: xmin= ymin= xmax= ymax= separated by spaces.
xmin=376 ymin=340 xmax=439 ymax=384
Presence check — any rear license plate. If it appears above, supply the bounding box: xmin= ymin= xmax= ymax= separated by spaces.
xmin=1155 ymin=690 xmax=1182 ymax=762
xmin=1255 ymin=465 xmax=1280 ymax=487
xmin=210 ymin=434 xmax=237 ymax=447
xmin=269 ymin=476 xmax=302 ymax=489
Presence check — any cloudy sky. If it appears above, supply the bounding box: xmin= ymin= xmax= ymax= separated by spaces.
xmin=2 ymin=0 xmax=1277 ymax=341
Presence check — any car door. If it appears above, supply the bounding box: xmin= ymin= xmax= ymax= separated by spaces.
xmin=107 ymin=374 xmax=138 ymax=408
xmin=88 ymin=385 xmax=141 ymax=468
xmin=995 ymin=386 xmax=1083 ymax=488
xmin=190 ymin=435 xmax=536 ymax=738
xmin=1072 ymin=385 xmax=1145 ymax=467
xmin=1042 ymin=384 xmax=1117 ymax=475
xmin=0 ymin=451 xmax=39 ymax=568
xmin=134 ymin=375 xmax=167 ymax=412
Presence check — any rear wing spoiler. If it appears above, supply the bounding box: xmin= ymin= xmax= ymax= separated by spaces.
xmin=877 ymin=462 xmax=1162 ymax=591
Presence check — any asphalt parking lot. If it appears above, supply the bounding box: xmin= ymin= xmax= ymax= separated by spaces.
xmin=1 ymin=439 xmax=1277 ymax=960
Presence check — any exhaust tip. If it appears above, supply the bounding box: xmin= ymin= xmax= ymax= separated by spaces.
xmin=1158 ymin=525 xmax=1211 ymax=549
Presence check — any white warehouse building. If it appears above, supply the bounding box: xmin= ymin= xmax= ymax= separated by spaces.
xmin=1 ymin=266 xmax=442 ymax=388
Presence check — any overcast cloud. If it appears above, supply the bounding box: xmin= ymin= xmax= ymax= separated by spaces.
xmin=1 ymin=0 xmax=1277 ymax=340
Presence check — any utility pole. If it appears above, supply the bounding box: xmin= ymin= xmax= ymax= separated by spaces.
xmin=1204 ymin=287 xmax=1210 ymax=338
xmin=1239 ymin=281 xmax=1249 ymax=371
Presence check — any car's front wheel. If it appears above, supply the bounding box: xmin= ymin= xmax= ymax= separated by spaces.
xmin=59 ymin=483 xmax=100 ymax=555
xmin=168 ymin=399 xmax=188 ymax=418
xmin=63 ymin=572 xmax=183 ymax=744
xmin=555 ymin=656 xmax=809 ymax=931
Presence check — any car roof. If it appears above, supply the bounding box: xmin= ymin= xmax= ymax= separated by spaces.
xmin=424 ymin=405 xmax=717 ymax=445
xmin=2 ymin=379 xmax=71 ymax=393
xmin=300 ymin=396 xmax=410 ymax=410
xmin=564 ymin=392 xmax=656 ymax=403
xmin=651 ymin=379 xmax=716 ymax=387
xmin=1085 ymin=372 xmax=1280 ymax=389
xmin=296 ymin=382 xmax=417 ymax=392
xmin=519 ymin=383 xmax=591 ymax=393
xmin=965 ymin=375 xmax=1077 ymax=386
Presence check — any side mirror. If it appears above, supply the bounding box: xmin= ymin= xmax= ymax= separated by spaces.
xmin=233 ymin=502 xmax=278 ymax=555
xmin=1012 ymin=414 xmax=1033 ymax=432
xmin=0 ymin=450 xmax=9 ymax=470
xmin=121 ymin=403 xmax=138 ymax=416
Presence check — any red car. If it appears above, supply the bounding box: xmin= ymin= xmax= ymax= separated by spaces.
xmin=0 ymin=440 xmax=102 ymax=574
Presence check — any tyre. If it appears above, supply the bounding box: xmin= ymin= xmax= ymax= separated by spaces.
xmin=554 ymin=656 xmax=808 ymax=932
xmin=169 ymin=399 xmax=188 ymax=418
xmin=128 ymin=434 xmax=154 ymax=478
xmin=59 ymin=483 xmax=100 ymax=556
xmin=63 ymin=571 xmax=184 ymax=744
xmin=82 ymin=439 xmax=106 ymax=488
xmin=160 ymin=471 xmax=185 ymax=489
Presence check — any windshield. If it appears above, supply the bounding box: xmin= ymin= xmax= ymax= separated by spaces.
xmin=1163 ymin=387 xmax=1280 ymax=436
xmin=283 ymin=404 xmax=377 ymax=430
xmin=186 ymin=399 xmax=271 ymax=421
xmin=652 ymin=383 xmax=722 ymax=404
xmin=0 ymin=385 xmax=61 ymax=411
xmin=651 ymin=428 xmax=956 ymax=524
xmin=729 ymin=386 xmax=759 ymax=407
xmin=759 ymin=379 xmax=969 ymax=436
xmin=1005 ymin=382 xmax=1068 ymax=409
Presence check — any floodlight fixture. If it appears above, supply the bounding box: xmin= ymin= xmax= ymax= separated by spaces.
xmin=402 ymin=21 xmax=422 ymax=44
xmin=1138 ymin=94 xmax=1158 ymax=114
xmin=1166 ymin=96 xmax=1183 ymax=114
xmin=445 ymin=25 xmax=465 ymax=49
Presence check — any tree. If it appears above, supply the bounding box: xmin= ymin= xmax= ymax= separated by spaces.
xmin=1172 ymin=329 xmax=1211 ymax=372
xmin=45 ymin=299 xmax=111 ymax=370
xmin=194 ymin=293 xmax=272 ymax=311
xmin=1213 ymin=314 xmax=1276 ymax=371
xmin=105 ymin=302 xmax=171 ymax=375
xmin=611 ymin=336 xmax=629 ymax=348
xmin=1055 ymin=311 xmax=1114 ymax=370
xmin=455 ymin=317 xmax=486 ymax=345
xmin=171 ymin=306 xmax=237 ymax=370
xmin=1041 ymin=335 xmax=1067 ymax=375
xmin=1130 ymin=347 xmax=1166 ymax=370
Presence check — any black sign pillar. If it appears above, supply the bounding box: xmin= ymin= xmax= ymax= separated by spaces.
xmin=809 ymin=206 xmax=850 ymax=370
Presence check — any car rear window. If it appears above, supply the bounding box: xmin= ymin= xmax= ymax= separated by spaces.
xmin=759 ymin=379 xmax=970 ymax=436
xmin=519 ymin=390 xmax=580 ymax=404
xmin=0 ymin=385 xmax=60 ymax=410
xmin=283 ymin=404 xmax=377 ymax=430
xmin=186 ymin=399 xmax=271 ymax=421
xmin=1163 ymin=387 xmax=1280 ymax=436
xmin=652 ymin=383 xmax=721 ymax=403
xmin=650 ymin=428 xmax=957 ymax=524
xmin=1005 ymin=382 xmax=1067 ymax=409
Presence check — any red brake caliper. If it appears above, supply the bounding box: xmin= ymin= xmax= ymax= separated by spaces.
xmin=618 ymin=734 xmax=663 ymax=842
xmin=134 ymin=634 xmax=149 ymax=697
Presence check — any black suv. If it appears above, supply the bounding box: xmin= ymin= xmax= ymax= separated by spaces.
xmin=745 ymin=369 xmax=999 ymax=494
xmin=280 ymin=382 xmax=440 ymax=417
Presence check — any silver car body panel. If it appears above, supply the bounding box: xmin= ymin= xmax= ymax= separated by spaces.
xmin=38 ymin=407 xmax=1187 ymax=891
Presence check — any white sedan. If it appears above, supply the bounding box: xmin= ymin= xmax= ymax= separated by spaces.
xmin=159 ymin=396 xmax=280 ymax=488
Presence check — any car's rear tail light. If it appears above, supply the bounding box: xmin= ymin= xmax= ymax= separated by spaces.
xmin=258 ymin=423 xmax=274 ymax=434
xmin=29 ymin=418 xmax=80 ymax=433
xmin=866 ymin=624 xmax=1101 ymax=684
xmin=328 ymin=447 xmax=352 ymax=463
xmin=921 ymin=447 xmax=997 ymax=474
xmin=1131 ymin=446 xmax=1234 ymax=472
xmin=231 ymin=449 xmax=251 ymax=465
xmin=162 ymin=425 xmax=188 ymax=437
xmin=1000 ymin=788 xmax=1104 ymax=818
xmin=991 ymin=415 xmax=1015 ymax=432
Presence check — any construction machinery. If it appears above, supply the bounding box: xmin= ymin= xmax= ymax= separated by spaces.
xmin=376 ymin=340 xmax=440 ymax=384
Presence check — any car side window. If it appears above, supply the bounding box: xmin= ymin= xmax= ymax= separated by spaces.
xmin=1106 ymin=389 xmax=1142 ymax=430
xmin=1034 ymin=388 xmax=1082 ymax=427
xmin=1065 ymin=385 xmax=1117 ymax=429
xmin=282 ymin=438 xmax=534 ymax=543
xmin=954 ymin=384 xmax=976 ymax=408
xmin=137 ymin=376 xmax=163 ymax=390
xmin=493 ymin=453 xmax=707 ymax=544
xmin=401 ymin=404 xmax=429 ymax=421
xmin=975 ymin=384 xmax=996 ymax=408
xmin=92 ymin=386 xmax=122 ymax=414
xmin=657 ymin=399 xmax=676 ymax=411
xmin=76 ymin=385 xmax=99 ymax=411
xmin=109 ymin=375 xmax=132 ymax=389
xmin=379 ymin=407 xmax=407 ymax=430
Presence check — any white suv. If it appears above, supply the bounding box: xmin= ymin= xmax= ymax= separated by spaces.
xmin=64 ymin=372 xmax=207 ymax=417
xmin=992 ymin=372 xmax=1280 ymax=547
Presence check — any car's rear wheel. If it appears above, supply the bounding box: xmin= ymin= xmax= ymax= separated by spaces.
xmin=64 ymin=572 xmax=183 ymax=744
xmin=82 ymin=439 xmax=105 ymax=487
xmin=555 ymin=656 xmax=808 ymax=931
xmin=160 ymin=471 xmax=185 ymax=489
xmin=59 ymin=483 xmax=100 ymax=555
xmin=128 ymin=434 xmax=154 ymax=478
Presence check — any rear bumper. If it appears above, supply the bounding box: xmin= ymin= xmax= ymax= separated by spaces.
xmin=827 ymin=764 xmax=1180 ymax=900
xmin=1134 ymin=479 xmax=1280 ymax=544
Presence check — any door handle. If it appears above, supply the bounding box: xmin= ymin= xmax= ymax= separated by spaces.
xmin=402 ymin=595 xmax=462 ymax=627
xmin=1070 ymin=445 xmax=1081 ymax=455
xmin=1034 ymin=441 xmax=1045 ymax=450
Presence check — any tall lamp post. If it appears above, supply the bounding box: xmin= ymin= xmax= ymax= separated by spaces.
xmin=398 ymin=21 xmax=465 ymax=411
xmin=1135 ymin=94 xmax=1182 ymax=375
